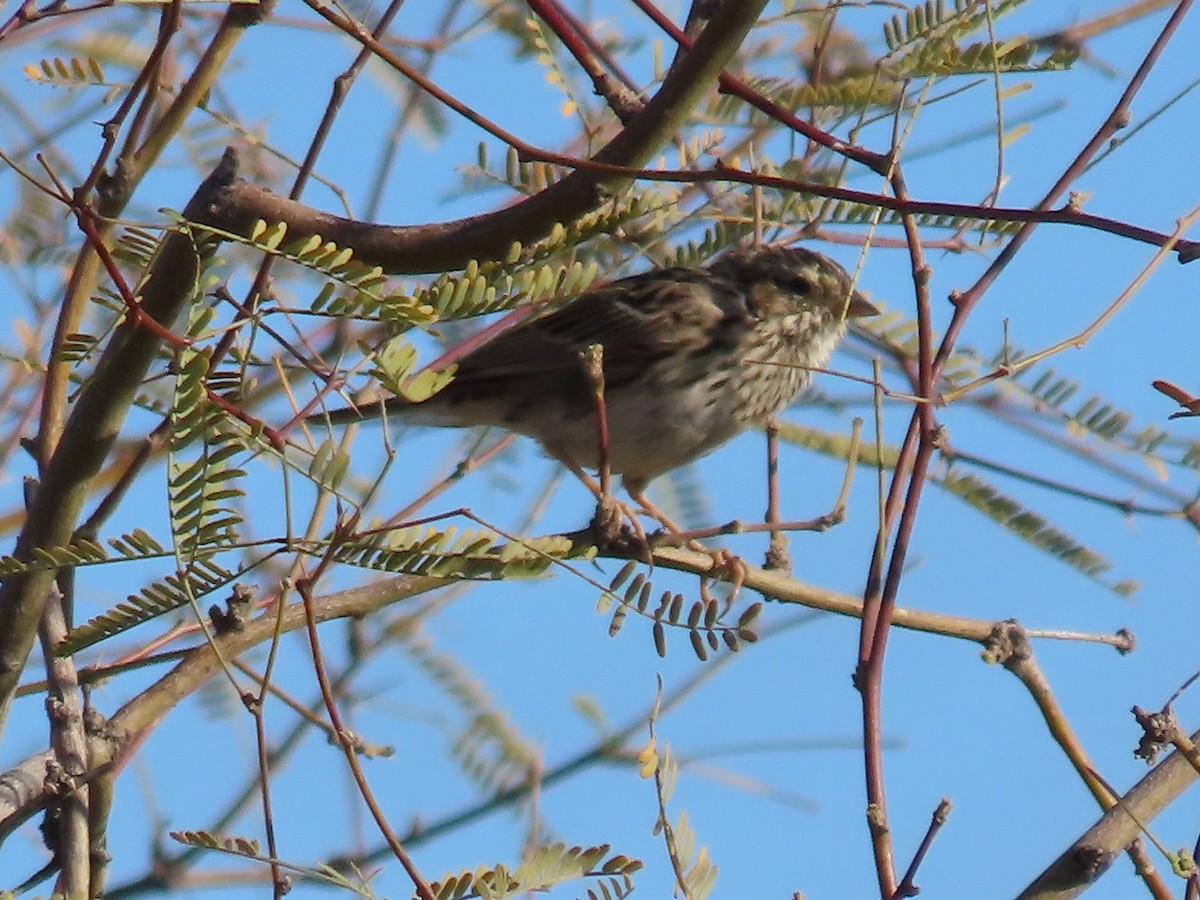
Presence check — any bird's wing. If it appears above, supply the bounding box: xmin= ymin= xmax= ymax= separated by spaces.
xmin=308 ymin=266 xmax=753 ymax=425
xmin=447 ymin=268 xmax=750 ymax=389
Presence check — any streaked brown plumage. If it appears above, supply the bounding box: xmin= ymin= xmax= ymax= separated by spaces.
xmin=316 ymin=245 xmax=878 ymax=495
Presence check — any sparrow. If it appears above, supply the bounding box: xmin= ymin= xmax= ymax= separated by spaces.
xmin=313 ymin=245 xmax=878 ymax=500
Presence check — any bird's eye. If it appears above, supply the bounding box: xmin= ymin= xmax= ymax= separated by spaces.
xmin=786 ymin=274 xmax=814 ymax=294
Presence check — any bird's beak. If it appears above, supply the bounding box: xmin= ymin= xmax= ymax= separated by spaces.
xmin=845 ymin=290 xmax=880 ymax=318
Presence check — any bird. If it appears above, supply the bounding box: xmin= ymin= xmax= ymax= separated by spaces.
xmin=312 ymin=245 xmax=878 ymax=502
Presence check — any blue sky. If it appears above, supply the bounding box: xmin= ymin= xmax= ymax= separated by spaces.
xmin=2 ymin=3 xmax=1200 ymax=899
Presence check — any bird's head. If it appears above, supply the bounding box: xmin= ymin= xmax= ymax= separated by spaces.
xmin=713 ymin=245 xmax=880 ymax=321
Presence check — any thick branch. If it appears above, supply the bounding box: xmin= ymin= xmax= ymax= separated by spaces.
xmin=200 ymin=0 xmax=770 ymax=273
xmin=0 ymin=572 xmax=446 ymax=840
xmin=1017 ymin=734 xmax=1200 ymax=899
xmin=0 ymin=153 xmax=238 ymax=735
xmin=0 ymin=540 xmax=1118 ymax=841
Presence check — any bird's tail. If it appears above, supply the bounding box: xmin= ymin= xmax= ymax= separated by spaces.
xmin=305 ymin=395 xmax=407 ymax=428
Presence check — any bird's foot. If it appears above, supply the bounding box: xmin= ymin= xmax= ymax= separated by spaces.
xmin=701 ymin=548 xmax=748 ymax=607
xmin=590 ymin=495 xmax=652 ymax=563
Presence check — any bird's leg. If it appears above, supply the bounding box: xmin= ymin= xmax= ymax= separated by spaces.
xmin=629 ymin=488 xmax=745 ymax=605
xmin=706 ymin=549 xmax=748 ymax=607
xmin=546 ymin=450 xmax=649 ymax=558
xmin=551 ymin=454 xmax=641 ymax=552
xmin=627 ymin=487 xmax=690 ymax=537
xmin=763 ymin=417 xmax=792 ymax=572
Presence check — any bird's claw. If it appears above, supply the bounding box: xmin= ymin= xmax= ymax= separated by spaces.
xmin=701 ymin=548 xmax=748 ymax=606
xmin=590 ymin=496 xmax=652 ymax=563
